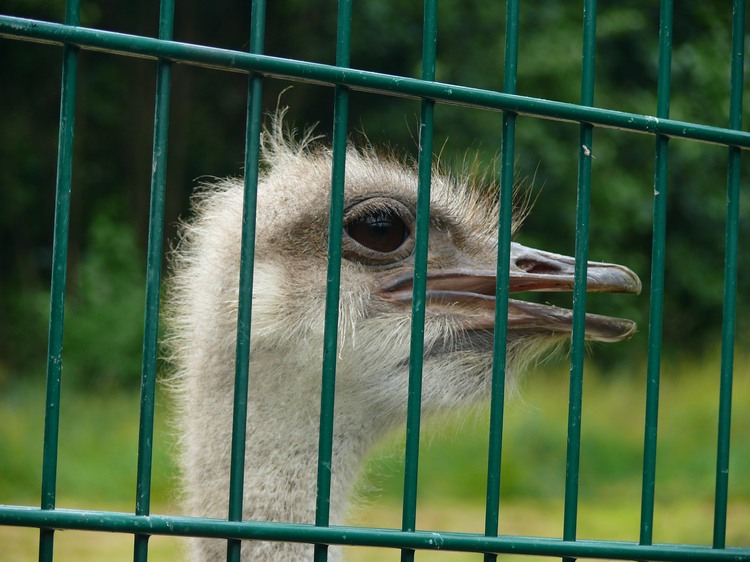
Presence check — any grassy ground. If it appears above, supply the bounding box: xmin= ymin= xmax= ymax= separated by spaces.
xmin=1 ymin=352 xmax=748 ymax=560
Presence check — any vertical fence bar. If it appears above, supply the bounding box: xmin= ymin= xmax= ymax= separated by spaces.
xmin=640 ymin=0 xmax=673 ymax=547
xmin=713 ymin=0 xmax=744 ymax=549
xmin=132 ymin=0 xmax=174 ymax=559
xmin=483 ymin=2 xmax=519 ymax=560
xmin=38 ymin=1 xmax=81 ymax=560
xmin=562 ymin=0 xmax=596 ymax=554
xmin=226 ymin=1 xmax=267 ymax=561
xmin=400 ymin=2 xmax=437 ymax=562
xmin=313 ymin=1 xmax=352 ymax=561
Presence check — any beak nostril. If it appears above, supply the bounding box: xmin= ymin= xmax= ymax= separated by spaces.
xmin=516 ymin=259 xmax=561 ymax=275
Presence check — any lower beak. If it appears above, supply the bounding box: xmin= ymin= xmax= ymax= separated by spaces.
xmin=379 ymin=242 xmax=641 ymax=342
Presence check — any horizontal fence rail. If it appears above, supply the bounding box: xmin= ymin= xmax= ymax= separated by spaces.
xmin=2 ymin=15 xmax=750 ymax=148
xmin=2 ymin=506 xmax=750 ymax=562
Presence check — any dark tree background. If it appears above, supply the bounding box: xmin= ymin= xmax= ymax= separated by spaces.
xmin=1 ymin=1 xmax=748 ymax=389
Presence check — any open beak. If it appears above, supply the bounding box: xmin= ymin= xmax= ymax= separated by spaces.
xmin=379 ymin=242 xmax=641 ymax=342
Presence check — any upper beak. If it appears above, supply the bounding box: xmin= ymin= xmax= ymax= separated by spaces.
xmin=507 ymin=242 xmax=641 ymax=294
xmin=379 ymin=242 xmax=641 ymax=342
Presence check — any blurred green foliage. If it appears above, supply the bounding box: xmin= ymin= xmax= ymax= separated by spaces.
xmin=2 ymin=216 xmax=145 ymax=389
xmin=1 ymin=1 xmax=748 ymax=389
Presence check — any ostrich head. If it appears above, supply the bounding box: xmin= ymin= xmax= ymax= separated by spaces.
xmin=166 ymin=117 xmax=641 ymax=561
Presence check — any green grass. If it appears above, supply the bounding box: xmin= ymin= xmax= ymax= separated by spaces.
xmin=1 ymin=352 xmax=748 ymax=560
xmin=358 ymin=351 xmax=750 ymax=547
xmin=0 ymin=383 xmax=175 ymax=509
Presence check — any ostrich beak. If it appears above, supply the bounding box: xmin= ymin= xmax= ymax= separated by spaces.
xmin=379 ymin=242 xmax=641 ymax=342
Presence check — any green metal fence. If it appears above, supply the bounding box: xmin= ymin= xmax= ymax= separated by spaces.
xmin=0 ymin=1 xmax=748 ymax=561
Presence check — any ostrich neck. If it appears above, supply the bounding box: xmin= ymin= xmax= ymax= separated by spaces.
xmin=242 ymin=387 xmax=379 ymax=529
xmin=230 ymin=396 xmax=377 ymax=561
xmin=183 ymin=340 xmax=393 ymax=560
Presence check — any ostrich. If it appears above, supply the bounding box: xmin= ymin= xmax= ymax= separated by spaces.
xmin=165 ymin=117 xmax=641 ymax=561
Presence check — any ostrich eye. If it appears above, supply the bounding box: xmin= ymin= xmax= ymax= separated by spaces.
xmin=346 ymin=211 xmax=408 ymax=253
xmin=342 ymin=197 xmax=416 ymax=265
